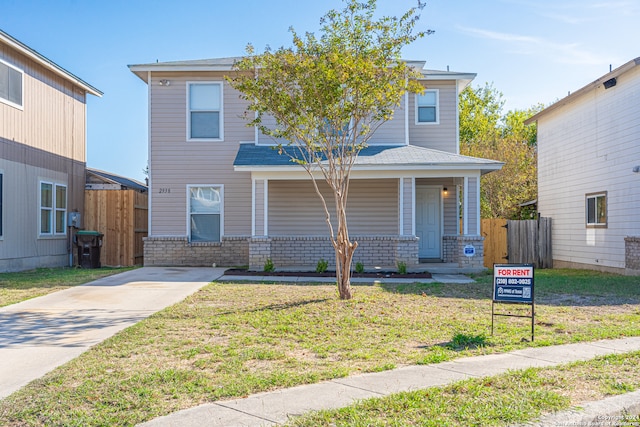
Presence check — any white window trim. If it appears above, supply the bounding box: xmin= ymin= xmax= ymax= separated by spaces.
xmin=0 ymin=58 xmax=24 ymax=110
xmin=186 ymin=81 xmax=224 ymax=142
xmin=586 ymin=191 xmax=607 ymax=228
xmin=39 ymin=181 xmax=67 ymax=237
xmin=415 ymin=89 xmax=439 ymax=125
xmin=186 ymin=184 xmax=224 ymax=242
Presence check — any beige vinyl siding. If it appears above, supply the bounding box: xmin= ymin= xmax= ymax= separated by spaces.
xmin=467 ymin=176 xmax=479 ymax=235
xmin=1 ymin=38 xmax=88 ymax=271
xmin=368 ymin=103 xmax=406 ymax=145
xmin=409 ymin=81 xmax=458 ymax=152
xmin=268 ymin=179 xmax=398 ymax=235
xmin=537 ymin=65 xmax=640 ymax=269
xmin=149 ymin=72 xmax=254 ymax=236
xmin=0 ymin=44 xmax=86 ymax=163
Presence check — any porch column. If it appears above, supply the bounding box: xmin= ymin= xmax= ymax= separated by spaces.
xmin=252 ymin=179 xmax=268 ymax=237
xmin=399 ymin=177 xmax=414 ymax=236
xmin=462 ymin=175 xmax=481 ymax=236
xmin=250 ymin=178 xmax=271 ymax=270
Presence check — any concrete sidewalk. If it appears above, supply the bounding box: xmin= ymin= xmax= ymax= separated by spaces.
xmin=139 ymin=337 xmax=640 ymax=427
xmin=0 ymin=266 xmax=225 ymax=400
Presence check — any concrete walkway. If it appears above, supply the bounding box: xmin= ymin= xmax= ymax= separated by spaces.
xmin=0 ymin=266 xmax=225 ymax=400
xmin=139 ymin=337 xmax=640 ymax=427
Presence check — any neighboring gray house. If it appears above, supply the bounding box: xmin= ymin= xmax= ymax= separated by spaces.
xmin=526 ymin=57 xmax=640 ymax=274
xmin=0 ymin=30 xmax=102 ymax=272
xmin=129 ymin=58 xmax=502 ymax=270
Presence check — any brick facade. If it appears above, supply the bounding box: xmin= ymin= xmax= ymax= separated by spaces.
xmin=144 ymin=234 xmax=485 ymax=271
xmin=443 ymin=235 xmax=485 ymax=269
xmin=248 ymin=235 xmax=420 ymax=270
xmin=143 ymin=236 xmax=249 ymax=267
xmin=625 ymin=237 xmax=640 ymax=275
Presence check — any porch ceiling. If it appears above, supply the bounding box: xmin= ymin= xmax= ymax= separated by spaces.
xmin=233 ymin=143 xmax=503 ymax=175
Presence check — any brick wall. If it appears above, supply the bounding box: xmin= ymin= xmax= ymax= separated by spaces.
xmin=249 ymin=235 xmax=419 ymax=270
xmin=625 ymin=237 xmax=640 ymax=274
xmin=443 ymin=235 xmax=485 ymax=269
xmin=143 ymin=236 xmax=249 ymax=267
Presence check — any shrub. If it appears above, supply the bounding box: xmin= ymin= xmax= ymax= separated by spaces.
xmin=316 ymin=259 xmax=329 ymax=273
xmin=397 ymin=261 xmax=407 ymax=275
xmin=355 ymin=262 xmax=365 ymax=274
xmin=263 ymin=258 xmax=275 ymax=272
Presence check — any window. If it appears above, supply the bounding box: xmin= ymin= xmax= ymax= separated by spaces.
xmin=0 ymin=59 xmax=23 ymax=108
xmin=586 ymin=192 xmax=607 ymax=227
xmin=188 ymin=82 xmax=223 ymax=140
xmin=188 ymin=185 xmax=223 ymax=242
xmin=416 ymin=90 xmax=438 ymax=124
xmin=40 ymin=182 xmax=67 ymax=235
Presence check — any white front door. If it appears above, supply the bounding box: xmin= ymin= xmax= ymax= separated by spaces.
xmin=416 ymin=186 xmax=442 ymax=259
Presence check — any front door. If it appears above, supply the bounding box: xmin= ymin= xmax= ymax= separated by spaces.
xmin=416 ymin=186 xmax=442 ymax=259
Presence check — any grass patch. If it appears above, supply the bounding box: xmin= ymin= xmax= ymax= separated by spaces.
xmin=0 ymin=267 xmax=134 ymax=307
xmin=288 ymin=351 xmax=640 ymax=426
xmin=0 ymin=269 xmax=638 ymax=425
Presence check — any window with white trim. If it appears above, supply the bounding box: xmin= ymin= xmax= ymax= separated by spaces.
xmin=416 ymin=90 xmax=438 ymax=124
xmin=40 ymin=182 xmax=67 ymax=235
xmin=586 ymin=192 xmax=607 ymax=227
xmin=188 ymin=82 xmax=223 ymax=140
xmin=188 ymin=185 xmax=223 ymax=242
xmin=0 ymin=59 xmax=23 ymax=109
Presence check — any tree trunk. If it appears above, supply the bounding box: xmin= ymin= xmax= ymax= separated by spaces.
xmin=334 ymin=207 xmax=357 ymax=300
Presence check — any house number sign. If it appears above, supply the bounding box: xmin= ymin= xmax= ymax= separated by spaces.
xmin=158 ymin=188 xmax=170 ymax=194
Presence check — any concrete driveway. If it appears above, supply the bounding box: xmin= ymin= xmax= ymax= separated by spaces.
xmin=0 ymin=267 xmax=223 ymax=400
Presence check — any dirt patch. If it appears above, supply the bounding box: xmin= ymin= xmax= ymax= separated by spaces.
xmin=223 ymin=269 xmax=432 ymax=279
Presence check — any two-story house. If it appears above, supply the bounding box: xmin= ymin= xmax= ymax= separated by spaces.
xmin=129 ymin=57 xmax=502 ymax=270
xmin=0 ymin=30 xmax=102 ymax=272
xmin=526 ymin=57 xmax=640 ymax=274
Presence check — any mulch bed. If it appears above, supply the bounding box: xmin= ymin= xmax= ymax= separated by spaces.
xmin=223 ymin=269 xmax=432 ymax=279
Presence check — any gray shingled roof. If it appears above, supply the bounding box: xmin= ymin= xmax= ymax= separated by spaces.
xmin=86 ymin=168 xmax=148 ymax=192
xmin=233 ymin=144 xmax=503 ymax=174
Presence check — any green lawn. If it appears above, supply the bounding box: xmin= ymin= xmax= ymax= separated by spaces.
xmin=0 ymin=267 xmax=134 ymax=307
xmin=0 ymin=268 xmax=638 ymax=426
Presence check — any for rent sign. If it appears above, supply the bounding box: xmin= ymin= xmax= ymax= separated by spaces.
xmin=493 ymin=264 xmax=534 ymax=303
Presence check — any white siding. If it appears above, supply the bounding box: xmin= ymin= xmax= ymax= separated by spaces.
xmin=537 ymin=65 xmax=640 ymax=269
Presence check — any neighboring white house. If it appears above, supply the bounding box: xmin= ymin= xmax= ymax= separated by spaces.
xmin=526 ymin=57 xmax=640 ymax=274
xmin=129 ymin=57 xmax=503 ymax=271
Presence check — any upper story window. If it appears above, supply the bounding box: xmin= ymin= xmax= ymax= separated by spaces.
xmin=0 ymin=59 xmax=23 ymax=109
xmin=188 ymin=82 xmax=223 ymax=141
xmin=416 ymin=89 xmax=438 ymax=124
xmin=40 ymin=181 xmax=67 ymax=236
xmin=586 ymin=192 xmax=607 ymax=228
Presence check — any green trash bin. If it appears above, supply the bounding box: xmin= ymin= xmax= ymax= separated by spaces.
xmin=76 ymin=230 xmax=103 ymax=268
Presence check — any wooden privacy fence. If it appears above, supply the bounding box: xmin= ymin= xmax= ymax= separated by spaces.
xmin=84 ymin=190 xmax=148 ymax=267
xmin=480 ymin=217 xmax=552 ymax=269
xmin=481 ymin=218 xmax=508 ymax=268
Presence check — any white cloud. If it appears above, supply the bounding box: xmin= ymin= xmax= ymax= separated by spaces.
xmin=457 ymin=26 xmax=613 ymax=66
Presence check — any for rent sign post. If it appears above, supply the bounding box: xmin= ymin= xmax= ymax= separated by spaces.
xmin=492 ymin=264 xmax=535 ymax=341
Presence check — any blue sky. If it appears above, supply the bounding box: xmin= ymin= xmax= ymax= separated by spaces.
xmin=2 ymin=0 xmax=638 ymax=181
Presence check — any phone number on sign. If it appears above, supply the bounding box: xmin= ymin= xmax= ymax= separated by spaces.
xmin=507 ymin=279 xmax=531 ymax=285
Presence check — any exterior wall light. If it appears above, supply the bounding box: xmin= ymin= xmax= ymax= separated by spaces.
xmin=159 ymin=79 xmax=170 ymax=86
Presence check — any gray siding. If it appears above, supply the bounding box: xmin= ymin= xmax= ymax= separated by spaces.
xmin=268 ymin=179 xmax=398 ymax=235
